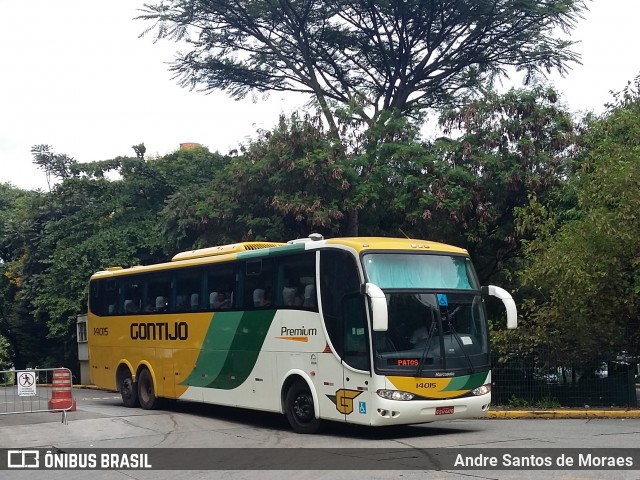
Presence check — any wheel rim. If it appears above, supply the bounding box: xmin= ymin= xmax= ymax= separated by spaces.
xmin=293 ymin=392 xmax=314 ymax=424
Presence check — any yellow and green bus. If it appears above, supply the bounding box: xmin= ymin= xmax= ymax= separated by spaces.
xmin=87 ymin=235 xmax=517 ymax=433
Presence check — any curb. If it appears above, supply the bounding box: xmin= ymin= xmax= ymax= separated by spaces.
xmin=486 ymin=409 xmax=640 ymax=419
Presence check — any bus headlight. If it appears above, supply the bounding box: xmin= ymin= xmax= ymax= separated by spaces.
xmin=471 ymin=384 xmax=491 ymax=396
xmin=377 ymin=389 xmax=415 ymax=401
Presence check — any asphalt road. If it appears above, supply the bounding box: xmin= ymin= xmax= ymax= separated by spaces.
xmin=1 ymin=388 xmax=640 ymax=479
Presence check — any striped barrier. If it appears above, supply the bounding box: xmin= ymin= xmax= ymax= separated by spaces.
xmin=48 ymin=369 xmax=76 ymax=412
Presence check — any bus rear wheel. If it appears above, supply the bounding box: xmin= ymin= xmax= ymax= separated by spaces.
xmin=120 ymin=372 xmax=139 ymax=408
xmin=137 ymin=368 xmax=159 ymax=410
xmin=285 ymin=381 xmax=321 ymax=434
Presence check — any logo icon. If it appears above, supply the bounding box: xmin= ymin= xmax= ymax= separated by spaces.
xmin=7 ymin=450 xmax=39 ymax=468
xmin=326 ymin=389 xmax=362 ymax=414
xmin=358 ymin=401 xmax=367 ymax=414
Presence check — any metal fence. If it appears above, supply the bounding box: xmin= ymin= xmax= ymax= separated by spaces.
xmin=0 ymin=368 xmax=76 ymax=424
xmin=491 ymin=354 xmax=639 ymax=408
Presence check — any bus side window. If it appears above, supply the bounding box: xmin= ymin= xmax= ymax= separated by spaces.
xmin=122 ymin=278 xmax=143 ymax=314
xmin=90 ymin=279 xmax=118 ymax=316
xmin=243 ymin=259 xmax=274 ymax=309
xmin=206 ymin=263 xmax=237 ymax=310
xmin=190 ymin=293 xmax=200 ymax=310
xmin=276 ymin=252 xmax=317 ymax=311
xmin=174 ymin=269 xmax=202 ymax=312
xmin=144 ymin=274 xmax=170 ymax=313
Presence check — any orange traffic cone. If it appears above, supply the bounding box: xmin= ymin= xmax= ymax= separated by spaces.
xmin=48 ymin=369 xmax=76 ymax=412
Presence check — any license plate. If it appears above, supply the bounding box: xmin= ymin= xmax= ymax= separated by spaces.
xmin=435 ymin=406 xmax=454 ymax=415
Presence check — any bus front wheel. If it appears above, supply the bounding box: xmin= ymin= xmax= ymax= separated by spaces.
xmin=120 ymin=372 xmax=139 ymax=408
xmin=137 ymin=368 xmax=159 ymax=410
xmin=285 ymin=381 xmax=321 ymax=434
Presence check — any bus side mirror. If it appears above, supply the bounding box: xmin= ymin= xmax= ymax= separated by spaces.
xmin=482 ymin=285 xmax=517 ymax=329
xmin=365 ymin=283 xmax=388 ymax=332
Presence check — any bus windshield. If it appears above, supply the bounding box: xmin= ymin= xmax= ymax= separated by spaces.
xmin=372 ymin=292 xmax=490 ymax=376
xmin=363 ymin=253 xmax=478 ymax=290
xmin=363 ymin=253 xmax=487 ymax=376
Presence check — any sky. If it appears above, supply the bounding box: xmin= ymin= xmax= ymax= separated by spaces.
xmin=0 ymin=0 xmax=638 ymax=191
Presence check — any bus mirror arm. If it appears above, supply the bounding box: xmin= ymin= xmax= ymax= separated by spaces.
xmin=482 ymin=285 xmax=518 ymax=329
xmin=365 ymin=283 xmax=388 ymax=332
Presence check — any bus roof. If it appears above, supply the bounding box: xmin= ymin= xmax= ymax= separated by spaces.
xmin=325 ymin=237 xmax=468 ymax=255
xmin=90 ymin=236 xmax=468 ymax=280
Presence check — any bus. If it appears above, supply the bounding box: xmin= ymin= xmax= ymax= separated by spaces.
xmin=87 ymin=235 xmax=517 ymax=433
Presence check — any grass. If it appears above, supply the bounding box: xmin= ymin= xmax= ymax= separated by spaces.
xmin=506 ymin=395 xmax=561 ymax=409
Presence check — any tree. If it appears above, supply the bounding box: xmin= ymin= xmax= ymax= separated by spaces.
xmin=28 ymin=156 xmax=175 ymax=347
xmin=514 ymin=76 xmax=640 ymax=364
xmin=0 ymin=183 xmax=52 ymax=368
xmin=156 ymin=115 xmax=352 ymax=248
xmin=154 ymin=144 xmax=236 ymax=250
xmin=420 ymin=85 xmax=578 ymax=283
xmin=0 ymin=150 xmax=180 ymax=369
xmin=139 ymin=0 xmax=586 ymax=233
xmin=132 ymin=143 xmax=147 ymax=160
xmin=31 ymin=144 xmax=77 ymax=191
xmin=226 ymin=113 xmax=355 ymax=238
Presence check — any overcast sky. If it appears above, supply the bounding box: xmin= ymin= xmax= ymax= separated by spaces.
xmin=1 ymin=0 xmax=637 ymax=191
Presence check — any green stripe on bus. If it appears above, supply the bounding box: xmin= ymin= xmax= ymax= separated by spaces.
xmin=442 ymin=372 xmax=487 ymax=391
xmin=181 ymin=311 xmax=243 ymax=387
xmin=181 ymin=309 xmax=277 ymax=389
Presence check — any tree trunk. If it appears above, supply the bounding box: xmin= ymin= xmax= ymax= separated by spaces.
xmin=346 ymin=207 xmax=359 ymax=236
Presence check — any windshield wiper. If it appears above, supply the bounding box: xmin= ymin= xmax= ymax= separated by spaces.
xmin=417 ymin=308 xmax=438 ymax=377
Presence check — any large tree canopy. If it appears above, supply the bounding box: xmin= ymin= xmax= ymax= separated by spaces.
xmin=139 ymin=0 xmax=585 ymax=134
xmin=139 ymin=0 xmax=585 ymax=234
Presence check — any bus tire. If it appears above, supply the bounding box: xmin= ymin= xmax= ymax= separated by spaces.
xmin=119 ymin=371 xmax=139 ymax=408
xmin=284 ymin=380 xmax=321 ymax=434
xmin=137 ymin=368 xmax=159 ymax=410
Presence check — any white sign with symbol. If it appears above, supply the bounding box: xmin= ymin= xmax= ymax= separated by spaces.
xmin=17 ymin=371 xmax=37 ymax=396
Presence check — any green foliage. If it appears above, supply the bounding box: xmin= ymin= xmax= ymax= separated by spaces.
xmin=517 ymin=75 xmax=640 ymax=364
xmin=0 ymin=183 xmax=51 ymax=369
xmin=232 ymin=114 xmax=353 ymax=235
xmin=0 ymin=336 xmax=10 ymax=368
xmin=154 ymin=144 xmax=245 ymax=250
xmin=415 ymin=86 xmax=576 ymax=284
xmin=506 ymin=395 xmax=561 ymax=409
xmin=156 ymin=114 xmax=356 ymax=247
xmin=31 ymin=144 xmax=77 ymax=190
xmin=0 ymin=151 xmax=177 ymax=368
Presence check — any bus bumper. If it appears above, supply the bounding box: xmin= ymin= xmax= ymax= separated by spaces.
xmin=368 ymin=393 xmax=491 ymax=426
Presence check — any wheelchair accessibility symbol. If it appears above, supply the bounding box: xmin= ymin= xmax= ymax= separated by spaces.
xmin=358 ymin=401 xmax=366 ymax=414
